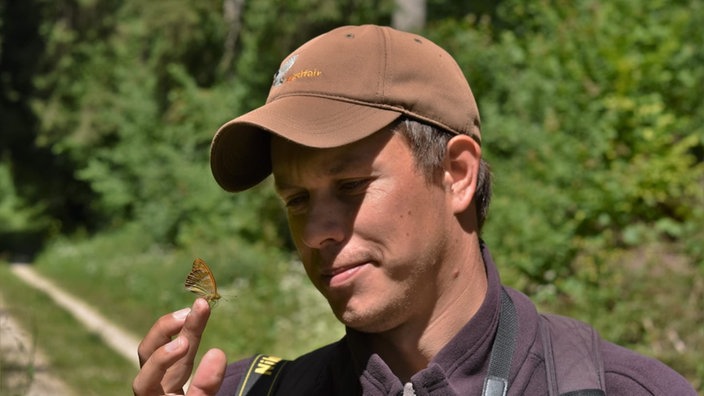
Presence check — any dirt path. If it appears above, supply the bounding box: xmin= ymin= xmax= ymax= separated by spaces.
xmin=4 ymin=263 xmax=145 ymax=394
xmin=9 ymin=264 xmax=141 ymax=369
xmin=6 ymin=264 xmax=198 ymax=394
xmin=0 ymin=293 xmax=73 ymax=395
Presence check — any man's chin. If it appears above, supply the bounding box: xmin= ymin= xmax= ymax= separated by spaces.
xmin=335 ymin=308 xmax=396 ymax=334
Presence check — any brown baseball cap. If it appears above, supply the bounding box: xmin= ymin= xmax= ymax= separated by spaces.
xmin=210 ymin=24 xmax=481 ymax=192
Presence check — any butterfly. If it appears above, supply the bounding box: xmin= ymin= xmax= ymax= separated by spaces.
xmin=184 ymin=258 xmax=222 ymax=305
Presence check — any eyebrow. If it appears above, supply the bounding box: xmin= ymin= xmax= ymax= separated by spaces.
xmin=325 ymin=153 xmax=362 ymax=175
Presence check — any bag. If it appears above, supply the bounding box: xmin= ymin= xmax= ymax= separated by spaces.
xmin=539 ymin=314 xmax=606 ymax=396
xmin=233 ymin=354 xmax=288 ymax=396
xmin=482 ymin=290 xmax=606 ymax=396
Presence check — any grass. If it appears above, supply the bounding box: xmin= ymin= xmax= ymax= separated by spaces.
xmin=28 ymin=224 xmax=342 ymax=369
xmin=0 ymin=264 xmax=137 ymax=395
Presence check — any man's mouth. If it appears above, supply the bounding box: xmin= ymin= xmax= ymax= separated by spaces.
xmin=322 ymin=263 xmax=369 ymax=288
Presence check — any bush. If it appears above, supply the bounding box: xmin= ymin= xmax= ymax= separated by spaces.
xmin=429 ymin=0 xmax=704 ymax=289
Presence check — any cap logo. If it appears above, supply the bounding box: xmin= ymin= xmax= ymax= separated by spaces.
xmin=272 ymin=54 xmax=323 ymax=87
xmin=273 ymin=54 xmax=297 ymax=87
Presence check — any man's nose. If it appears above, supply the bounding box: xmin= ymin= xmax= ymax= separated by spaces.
xmin=300 ymin=196 xmax=347 ymax=249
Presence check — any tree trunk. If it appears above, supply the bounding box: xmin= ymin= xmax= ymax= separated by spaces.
xmin=220 ymin=0 xmax=246 ymax=74
xmin=392 ymin=0 xmax=426 ymax=32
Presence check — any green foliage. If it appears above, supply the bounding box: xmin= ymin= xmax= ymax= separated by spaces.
xmin=0 ymin=161 xmax=48 ymax=233
xmin=430 ymin=0 xmax=704 ymax=288
xmin=0 ymin=160 xmax=54 ymax=257
xmin=24 ymin=0 xmax=394 ymax=248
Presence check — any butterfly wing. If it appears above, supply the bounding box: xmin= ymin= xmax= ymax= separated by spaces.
xmin=184 ymin=258 xmax=221 ymax=303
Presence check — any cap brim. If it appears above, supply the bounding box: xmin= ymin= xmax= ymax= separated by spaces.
xmin=210 ymin=96 xmax=402 ymax=192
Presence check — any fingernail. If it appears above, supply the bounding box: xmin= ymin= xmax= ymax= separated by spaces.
xmin=165 ymin=336 xmax=182 ymax=352
xmin=193 ymin=298 xmax=209 ymax=311
xmin=172 ymin=307 xmax=191 ymax=320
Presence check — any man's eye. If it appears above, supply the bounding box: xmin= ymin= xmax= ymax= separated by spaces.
xmin=284 ymin=194 xmax=308 ymax=209
xmin=339 ymin=179 xmax=370 ymax=192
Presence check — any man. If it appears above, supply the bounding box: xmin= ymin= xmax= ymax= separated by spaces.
xmin=132 ymin=25 xmax=695 ymax=395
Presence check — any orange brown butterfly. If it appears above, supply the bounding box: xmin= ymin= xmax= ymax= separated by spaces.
xmin=184 ymin=258 xmax=222 ymax=306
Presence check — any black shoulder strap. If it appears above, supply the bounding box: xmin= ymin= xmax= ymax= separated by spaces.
xmin=482 ymin=288 xmax=519 ymax=396
xmin=540 ymin=314 xmax=606 ymax=396
xmin=234 ymin=341 xmax=345 ymax=396
xmin=234 ymin=354 xmax=289 ymax=396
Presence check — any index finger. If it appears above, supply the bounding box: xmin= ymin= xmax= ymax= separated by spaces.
xmin=160 ymin=298 xmax=212 ymax=393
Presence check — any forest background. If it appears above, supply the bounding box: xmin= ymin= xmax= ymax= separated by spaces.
xmin=1 ymin=0 xmax=703 ymax=394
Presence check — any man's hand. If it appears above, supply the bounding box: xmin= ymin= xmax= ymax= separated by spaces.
xmin=132 ymin=298 xmax=226 ymax=395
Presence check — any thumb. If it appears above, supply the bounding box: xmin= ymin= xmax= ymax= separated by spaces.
xmin=186 ymin=348 xmax=227 ymax=396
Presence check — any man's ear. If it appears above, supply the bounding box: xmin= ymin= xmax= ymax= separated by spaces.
xmin=443 ymin=135 xmax=481 ymax=214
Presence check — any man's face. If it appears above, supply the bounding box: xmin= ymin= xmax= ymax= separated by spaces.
xmin=271 ymin=128 xmax=455 ymax=333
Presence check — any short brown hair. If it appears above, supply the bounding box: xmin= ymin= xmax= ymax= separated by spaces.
xmin=393 ymin=118 xmax=492 ymax=232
